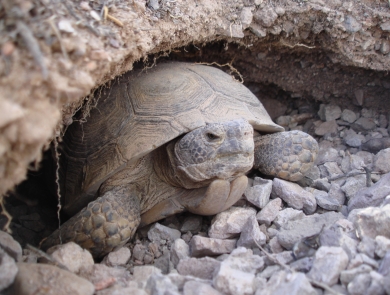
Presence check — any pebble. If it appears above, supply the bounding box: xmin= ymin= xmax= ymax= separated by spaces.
xmin=352 ymin=117 xmax=376 ymax=131
xmin=314 ymin=120 xmax=338 ymax=136
xmin=343 ymin=128 xmax=365 ymax=147
xmin=341 ymin=175 xmax=367 ymax=199
xmin=183 ymin=281 xmax=222 ymax=295
xmin=349 ymin=204 xmax=390 ymax=239
xmin=253 ymin=6 xmax=278 ymax=27
xmin=170 ymin=239 xmax=189 ymax=268
xmin=208 ymin=207 xmax=256 ymax=239
xmin=237 ymin=215 xmax=266 ymax=248
xmin=213 ymin=248 xmax=264 ymax=295
xmin=378 ymin=251 xmax=390 ymax=276
xmin=272 ymin=178 xmax=317 ymax=214
xmin=180 ymin=216 xmax=202 ymax=233
xmin=189 ymin=235 xmax=237 ymax=257
xmin=341 ymin=109 xmax=357 ymax=123
xmin=374 ymin=148 xmax=390 ymax=173
xmin=177 ymin=257 xmax=220 ymax=280
xmin=10 ymin=263 xmax=94 ymax=295
xmin=103 ymin=247 xmax=131 ymax=267
xmin=340 ymin=264 xmax=372 ymax=285
xmin=148 ymin=223 xmax=181 ymax=245
xmin=362 ymin=137 xmax=390 ymax=153
xmin=318 ymin=104 xmax=342 ymax=121
xmin=132 ymin=243 xmax=147 ymax=262
xmin=343 ymin=15 xmax=362 ymax=33
xmin=132 ymin=265 xmax=162 ymax=289
xmin=0 ymin=230 xmax=22 ymax=262
xmin=257 ymin=270 xmax=317 ymax=295
xmin=244 ymin=177 xmax=272 ymax=209
xmin=277 ymin=211 xmax=344 ymax=249
xmin=256 ymin=198 xmax=282 ymax=226
xmin=307 ymin=187 xmax=340 ymax=211
xmin=0 ymin=248 xmax=18 ymax=291
xmin=375 ymin=236 xmax=390 ymax=258
xmin=273 ymin=208 xmax=305 ymax=229
xmin=47 ymin=242 xmax=94 ymax=273
xmin=307 ymin=246 xmax=349 ymax=286
xmin=146 ymin=274 xmax=179 ymax=295
xmin=348 ymin=172 xmax=390 ymax=211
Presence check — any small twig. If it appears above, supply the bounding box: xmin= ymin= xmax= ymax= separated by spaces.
xmin=17 ymin=20 xmax=48 ymax=79
xmin=280 ymin=40 xmax=316 ymax=49
xmin=26 ymin=244 xmax=70 ymax=271
xmin=308 ymin=279 xmax=343 ymax=295
xmin=107 ymin=14 xmax=124 ymax=27
xmin=364 ymin=167 xmax=372 ymax=187
xmin=327 ymin=169 xmax=380 ymax=182
xmin=46 ymin=16 xmax=69 ymax=60
xmin=0 ymin=198 xmax=12 ymax=233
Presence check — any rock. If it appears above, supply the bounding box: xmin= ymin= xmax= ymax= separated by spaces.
xmin=132 ymin=243 xmax=146 ymax=262
xmin=148 ymin=223 xmax=181 ymax=244
xmin=272 ymin=178 xmax=316 ymax=214
xmin=341 ymin=175 xmax=367 ymax=199
xmin=103 ymin=247 xmax=131 ymax=267
xmin=313 ymin=178 xmax=331 ymax=192
xmin=323 ymin=161 xmax=344 ymax=179
xmin=319 ymin=226 xmax=358 ymax=260
xmin=341 ymin=109 xmax=357 ymax=123
xmin=362 ymin=138 xmax=390 ymax=153
xmin=289 ymin=256 xmax=314 ymax=272
xmin=340 ymin=264 xmax=372 ymax=285
xmin=347 ymin=273 xmax=371 ymax=294
xmin=268 ymin=237 xmax=284 ymax=254
xmin=146 ymin=274 xmax=179 ymax=295
xmin=0 ymin=248 xmax=18 ymax=292
xmin=306 ymin=187 xmax=340 ymax=211
xmin=349 ymin=205 xmax=390 ymax=239
xmin=352 ymin=117 xmax=376 ymax=132
xmin=46 ymin=242 xmax=94 ymax=274
xmin=343 ymin=128 xmax=366 ymax=147
xmin=343 ymin=15 xmax=362 ymax=32
xmin=170 ymin=239 xmax=189 ymax=268
xmin=264 ymin=251 xmax=294 ymax=266
xmin=374 ymin=148 xmax=390 ymax=173
xmin=348 ymin=172 xmax=390 ymax=211
xmin=273 ymin=208 xmax=305 ymax=229
xmin=132 ymin=265 xmax=162 ymax=289
xmin=153 ymin=247 xmax=171 ymax=274
xmin=180 ymin=216 xmax=202 ymax=233
xmin=183 ymin=280 xmax=222 ymax=295
xmin=177 ymin=257 xmax=220 ymax=279
xmin=375 ymin=236 xmax=390 ymax=258
xmin=256 ymin=270 xmax=317 ymax=295
xmin=147 ymin=0 xmax=159 ymax=10
xmin=315 ymin=120 xmax=338 ymax=136
xmin=189 ymin=235 xmax=237 ymax=257
xmin=253 ymin=6 xmax=278 ymax=27
xmin=96 ymin=284 xmax=148 ymax=295
xmin=256 ymin=265 xmax=281 ymax=279
xmin=208 ymin=206 xmax=257 ymax=239
xmin=240 ymin=7 xmax=253 ymax=29
xmin=244 ymin=177 xmax=272 ymax=209
xmin=10 ymin=263 xmax=94 ymax=295
xmin=307 ymin=246 xmax=349 ymax=286
xmin=357 ymin=236 xmax=376 ymax=259
xmin=78 ymin=263 xmax=130 ymax=286
xmin=277 ymin=211 xmax=344 ymax=249
xmin=378 ymin=251 xmax=390 ymax=276
xmin=237 ymin=215 xmax=266 ymax=248
xmin=318 ymin=104 xmax=342 ymax=121
xmin=256 ymin=198 xmax=282 ymax=226
xmin=340 ymin=154 xmax=365 ymax=173
xmin=0 ymin=230 xmax=22 ymax=262
xmin=315 ymin=147 xmax=339 ymax=165
xmin=213 ymin=248 xmax=264 ymax=295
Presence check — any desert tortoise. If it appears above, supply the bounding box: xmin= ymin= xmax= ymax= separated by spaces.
xmin=42 ymin=62 xmax=318 ymax=257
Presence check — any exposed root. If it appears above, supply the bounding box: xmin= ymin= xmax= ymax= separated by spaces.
xmin=195 ymin=61 xmax=244 ymax=83
xmin=0 ymin=196 xmax=12 ymax=233
xmin=53 ymin=137 xmax=62 ymax=244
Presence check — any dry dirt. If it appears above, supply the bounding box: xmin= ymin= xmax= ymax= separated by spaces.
xmin=0 ymin=0 xmax=389 ymax=218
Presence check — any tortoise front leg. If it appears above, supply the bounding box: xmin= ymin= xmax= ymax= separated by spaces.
xmin=254 ymin=130 xmax=318 ymax=182
xmin=41 ymin=188 xmax=140 ymax=258
xmin=139 ymin=175 xmax=248 ymax=227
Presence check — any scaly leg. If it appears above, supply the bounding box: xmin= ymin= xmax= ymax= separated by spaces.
xmin=41 ymin=187 xmax=140 ymax=258
xmin=254 ymin=130 xmax=318 ymax=182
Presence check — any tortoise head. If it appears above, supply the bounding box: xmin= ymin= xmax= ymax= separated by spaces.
xmin=172 ymin=119 xmax=254 ymax=189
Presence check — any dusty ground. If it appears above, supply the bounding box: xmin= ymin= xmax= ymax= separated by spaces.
xmin=0 ymin=0 xmax=389 ymax=220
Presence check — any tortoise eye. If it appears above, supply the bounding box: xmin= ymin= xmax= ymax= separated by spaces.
xmin=206 ymin=133 xmax=220 ymax=141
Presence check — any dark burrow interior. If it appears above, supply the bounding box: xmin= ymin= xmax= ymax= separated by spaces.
xmin=1 ymin=39 xmax=389 ymax=250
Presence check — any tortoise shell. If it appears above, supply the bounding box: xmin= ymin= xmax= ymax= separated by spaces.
xmin=61 ymin=62 xmax=284 ymax=215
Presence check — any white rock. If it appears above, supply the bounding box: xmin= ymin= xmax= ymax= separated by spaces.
xmin=177 ymin=257 xmax=220 ymax=280
xmin=183 ymin=280 xmax=222 ymax=295
xmin=148 ymin=223 xmax=181 ymax=244
xmin=0 ymin=249 xmax=18 ymax=292
xmin=374 ymin=148 xmax=390 ymax=174
xmin=375 ymin=236 xmax=390 ymax=258
xmin=244 ymin=177 xmax=272 ymax=209
xmin=47 ymin=242 xmax=94 ymax=274
xmin=256 ymin=198 xmax=282 ymax=226
xmin=350 ymin=204 xmax=390 ymax=239
xmin=237 ymin=215 xmax=266 ymax=248
xmin=189 ymin=235 xmax=237 ymax=257
xmin=272 ymin=178 xmax=317 ymax=214
xmin=307 ymin=246 xmax=349 ymax=286
xmin=273 ymin=208 xmax=305 ymax=229
xmin=341 ymin=109 xmax=357 ymax=123
xmin=103 ymin=247 xmax=131 ymax=267
xmin=133 ymin=266 xmax=162 ymax=289
xmin=208 ymin=207 xmax=257 ymax=239
xmin=170 ymin=239 xmax=190 ymax=268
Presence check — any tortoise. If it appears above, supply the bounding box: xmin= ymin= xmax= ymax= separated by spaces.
xmin=42 ymin=62 xmax=318 ymax=258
